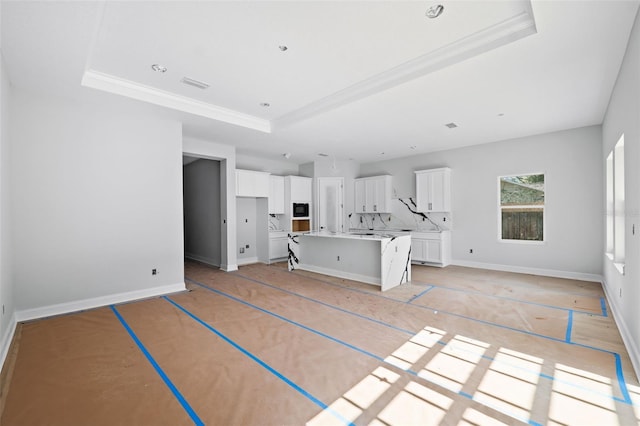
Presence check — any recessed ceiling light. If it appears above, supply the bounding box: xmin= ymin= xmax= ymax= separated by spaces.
xmin=260 ymin=102 xmax=271 ymax=108
xmin=498 ymin=113 xmax=505 ymax=117
xmin=180 ymin=76 xmax=209 ymax=90
xmin=283 ymin=153 xmax=291 ymax=159
xmin=445 ymin=122 xmax=458 ymax=128
xmin=279 ymin=45 xmax=288 ymax=52
xmin=410 ymin=145 xmax=417 ymax=150
xmin=426 ymin=4 xmax=444 ymax=19
xmin=151 ymin=64 xmax=167 ymax=73
xmin=318 ymin=153 xmax=329 ymax=157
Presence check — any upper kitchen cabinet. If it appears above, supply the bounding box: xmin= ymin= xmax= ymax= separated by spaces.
xmin=354 ymin=175 xmax=392 ymax=213
xmin=415 ymin=168 xmax=451 ymax=212
xmin=286 ymin=176 xmax=312 ymax=202
xmin=236 ymin=169 xmax=270 ymax=197
xmin=268 ymin=175 xmax=285 ymax=214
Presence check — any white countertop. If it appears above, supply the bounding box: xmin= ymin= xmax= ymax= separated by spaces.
xmin=302 ymin=230 xmax=411 ymax=241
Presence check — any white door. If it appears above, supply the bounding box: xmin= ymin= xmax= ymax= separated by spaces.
xmin=318 ymin=177 xmax=344 ymax=233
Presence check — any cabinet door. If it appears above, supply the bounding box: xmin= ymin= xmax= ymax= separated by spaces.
xmin=412 ymin=239 xmax=426 ymax=261
xmin=425 ymin=240 xmax=442 ymax=263
xmin=354 ymin=179 xmax=366 ymax=213
xmin=236 ymin=170 xmax=269 ymax=197
xmin=372 ymin=176 xmax=392 ymax=213
xmin=416 ymin=169 xmax=450 ymax=212
xmin=290 ymin=176 xmax=312 ymax=201
xmin=365 ymin=179 xmax=377 ymax=212
xmin=269 ymin=237 xmax=288 ymax=259
xmin=268 ymin=175 xmax=285 ymax=214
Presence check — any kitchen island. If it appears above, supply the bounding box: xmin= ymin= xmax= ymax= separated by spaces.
xmin=287 ymin=231 xmax=411 ymax=291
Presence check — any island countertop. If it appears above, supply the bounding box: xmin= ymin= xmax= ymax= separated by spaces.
xmin=288 ymin=231 xmax=411 ymax=291
xmin=301 ymin=230 xmax=409 ymax=241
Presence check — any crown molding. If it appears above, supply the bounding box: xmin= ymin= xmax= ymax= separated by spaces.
xmin=81 ymin=69 xmax=271 ymax=133
xmin=273 ymin=9 xmax=537 ymax=130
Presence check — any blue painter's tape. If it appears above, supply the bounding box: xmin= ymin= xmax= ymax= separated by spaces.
xmin=162 ymin=297 xmax=354 ymax=426
xmin=204 ymin=275 xmax=415 ymax=336
xmin=565 ymin=310 xmax=574 ymax=343
xmin=188 ymin=275 xmax=639 ymax=409
xmin=184 ymin=279 xmax=384 ymax=362
xmin=407 ymin=286 xmax=435 ymax=303
xmin=600 ymin=298 xmax=608 ymax=317
xmin=614 ymin=353 xmax=632 ymax=404
xmin=110 ymin=305 xmax=204 ymax=426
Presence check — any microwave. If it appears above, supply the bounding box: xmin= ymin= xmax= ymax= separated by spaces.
xmin=293 ymin=203 xmax=309 ymax=217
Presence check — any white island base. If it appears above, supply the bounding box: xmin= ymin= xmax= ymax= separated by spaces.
xmin=288 ymin=232 xmax=411 ymax=291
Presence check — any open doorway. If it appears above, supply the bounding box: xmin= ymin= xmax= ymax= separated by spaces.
xmin=317 ymin=177 xmax=344 ymax=233
xmin=183 ymin=156 xmax=222 ymax=267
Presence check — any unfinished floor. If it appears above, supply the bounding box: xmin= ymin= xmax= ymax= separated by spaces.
xmin=1 ymin=261 xmax=639 ymax=425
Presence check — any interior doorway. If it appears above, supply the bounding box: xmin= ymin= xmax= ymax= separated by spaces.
xmin=317 ymin=177 xmax=344 ymax=233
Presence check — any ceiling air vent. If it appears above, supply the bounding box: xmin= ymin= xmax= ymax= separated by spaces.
xmin=445 ymin=122 xmax=458 ymax=128
xmin=180 ymin=77 xmax=210 ymax=90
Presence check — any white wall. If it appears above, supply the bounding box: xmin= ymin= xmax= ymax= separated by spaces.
xmin=360 ymin=125 xmax=603 ymax=280
xmin=11 ymin=89 xmax=185 ymax=312
xmin=183 ymin=159 xmax=221 ymax=267
xmin=0 ymin=41 xmax=16 ymax=363
xmin=602 ymin=8 xmax=640 ymax=380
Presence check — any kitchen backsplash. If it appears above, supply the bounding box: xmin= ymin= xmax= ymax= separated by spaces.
xmin=349 ymin=197 xmax=451 ymax=231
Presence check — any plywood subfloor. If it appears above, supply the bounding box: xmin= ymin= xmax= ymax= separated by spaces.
xmin=1 ymin=261 xmax=638 ymax=425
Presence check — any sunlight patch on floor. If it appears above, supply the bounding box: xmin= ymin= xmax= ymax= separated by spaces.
xmin=473 ymin=347 xmax=542 ymax=422
xmin=384 ymin=326 xmax=444 ymax=370
xmin=548 ymin=363 xmax=617 ymax=425
xmin=372 ymin=381 xmax=453 ymax=426
xmin=459 ymin=407 xmax=510 ymax=426
xmin=307 ymin=367 xmax=400 ymax=426
xmin=419 ymin=335 xmax=489 ymax=392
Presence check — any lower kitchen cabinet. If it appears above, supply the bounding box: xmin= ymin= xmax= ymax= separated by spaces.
xmin=269 ymin=231 xmax=288 ymax=261
xmin=411 ymin=231 xmax=451 ymax=267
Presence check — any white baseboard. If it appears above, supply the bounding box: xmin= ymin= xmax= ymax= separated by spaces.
xmin=296 ymin=264 xmax=381 ymax=287
xmin=237 ymin=257 xmax=258 ymax=266
xmin=185 ymin=254 xmax=220 ymax=268
xmin=0 ymin=312 xmax=18 ymax=373
xmin=451 ymin=259 xmax=603 ymax=283
xmin=15 ymin=282 xmax=186 ymax=323
xmin=220 ymin=263 xmax=238 ymax=272
xmin=601 ymin=278 xmax=640 ymax=383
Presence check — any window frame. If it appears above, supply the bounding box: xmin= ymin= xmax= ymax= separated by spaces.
xmin=606 ymin=134 xmax=625 ymax=275
xmin=497 ymin=172 xmax=546 ymax=244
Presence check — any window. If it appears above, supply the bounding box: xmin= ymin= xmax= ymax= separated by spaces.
xmin=499 ymin=173 xmax=545 ymax=242
xmin=607 ymin=135 xmax=625 ymax=273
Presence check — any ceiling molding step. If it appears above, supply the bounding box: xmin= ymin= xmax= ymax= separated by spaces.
xmin=81 ymin=69 xmax=272 ymax=133
xmin=272 ymin=9 xmax=537 ymax=130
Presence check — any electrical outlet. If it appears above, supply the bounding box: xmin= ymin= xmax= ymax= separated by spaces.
xmin=152 ymin=269 xmax=157 ymax=275
xmin=469 ymin=249 xmax=473 ymax=254
xmin=240 ymin=247 xmax=245 ymax=254
xmin=337 ymin=255 xmax=340 ymax=261
xmin=246 ymin=244 xmax=250 ymax=249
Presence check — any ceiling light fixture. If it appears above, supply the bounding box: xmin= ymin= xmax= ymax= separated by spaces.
xmin=180 ymin=77 xmax=210 ymax=90
xmin=279 ymin=45 xmax=288 ymax=52
xmin=283 ymin=153 xmax=291 ymax=159
xmin=426 ymin=4 xmax=444 ymax=19
xmin=151 ymin=64 xmax=167 ymax=73
xmin=410 ymin=145 xmax=417 ymax=150
xmin=260 ymin=102 xmax=270 ymax=108
xmin=445 ymin=122 xmax=458 ymax=128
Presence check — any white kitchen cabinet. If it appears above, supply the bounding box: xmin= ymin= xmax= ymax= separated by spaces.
xmin=415 ymin=168 xmax=451 ymax=212
xmin=236 ymin=169 xmax=270 ymax=197
xmin=269 ymin=231 xmax=289 ymax=260
xmin=354 ymin=175 xmax=392 ymax=213
xmin=287 ymin=175 xmax=312 ymax=201
xmin=411 ymin=231 xmax=451 ymax=267
xmin=268 ymin=175 xmax=285 ymax=214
